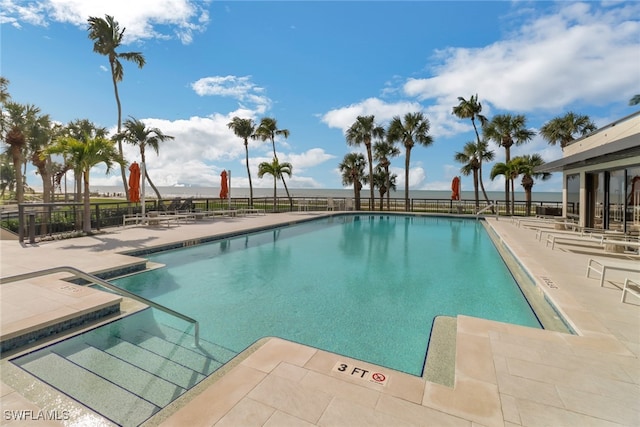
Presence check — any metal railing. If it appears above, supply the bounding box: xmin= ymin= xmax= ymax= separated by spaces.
xmin=0 ymin=266 xmax=200 ymax=346
xmin=2 ymin=197 xmax=573 ymax=243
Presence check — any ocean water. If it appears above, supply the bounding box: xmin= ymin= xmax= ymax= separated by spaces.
xmin=90 ymin=185 xmax=562 ymax=202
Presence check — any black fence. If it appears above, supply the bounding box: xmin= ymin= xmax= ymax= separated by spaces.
xmin=1 ymin=196 xmax=570 ymax=243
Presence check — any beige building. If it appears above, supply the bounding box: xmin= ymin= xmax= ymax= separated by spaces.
xmin=537 ymin=111 xmax=640 ymax=232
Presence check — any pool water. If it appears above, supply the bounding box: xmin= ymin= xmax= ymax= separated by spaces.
xmin=114 ymin=214 xmax=540 ymax=376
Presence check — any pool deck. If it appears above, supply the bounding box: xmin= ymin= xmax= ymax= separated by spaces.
xmin=1 ymin=212 xmax=638 ymax=426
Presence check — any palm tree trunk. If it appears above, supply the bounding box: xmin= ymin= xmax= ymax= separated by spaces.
xmin=146 ymin=170 xmax=162 ymax=200
xmin=272 ymin=178 xmax=276 ymax=211
xmin=478 ymin=163 xmax=494 ymax=213
xmin=110 ymin=61 xmax=129 ymax=201
xmin=473 ymin=168 xmax=480 ymax=209
xmin=281 ymin=176 xmax=293 ymax=210
xmin=11 ymin=152 xmax=23 ymax=204
xmin=366 ymin=144 xmax=374 ymax=210
xmin=245 ymin=142 xmax=253 ymax=206
xmin=83 ymin=170 xmax=92 ymax=233
xmin=404 ymin=147 xmax=411 ymax=211
xmin=385 ymin=165 xmax=391 ymax=211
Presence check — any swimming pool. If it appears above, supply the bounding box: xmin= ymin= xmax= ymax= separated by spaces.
xmin=113 ymin=214 xmax=540 ymax=376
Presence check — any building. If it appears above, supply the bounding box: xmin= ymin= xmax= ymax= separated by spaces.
xmin=537 ymin=111 xmax=640 ymax=232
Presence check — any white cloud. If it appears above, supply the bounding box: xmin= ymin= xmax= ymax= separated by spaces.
xmin=321 ymin=98 xmax=424 ymax=133
xmin=0 ymin=0 xmax=209 ymax=44
xmin=402 ymin=2 xmax=640 ymax=113
xmin=191 ymin=75 xmax=272 ymax=114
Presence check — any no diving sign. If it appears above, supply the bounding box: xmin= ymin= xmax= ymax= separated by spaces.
xmin=332 ymin=362 xmax=388 ymax=386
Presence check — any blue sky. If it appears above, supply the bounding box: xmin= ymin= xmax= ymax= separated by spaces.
xmin=2 ymin=0 xmax=639 ymax=194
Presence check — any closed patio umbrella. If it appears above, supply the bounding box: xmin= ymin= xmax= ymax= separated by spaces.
xmin=451 ymin=176 xmax=460 ymax=201
xmin=220 ymin=170 xmax=229 ymax=199
xmin=128 ymin=162 xmax=140 ymax=203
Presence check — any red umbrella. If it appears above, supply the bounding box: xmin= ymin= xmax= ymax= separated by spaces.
xmin=220 ymin=170 xmax=229 ymax=199
xmin=451 ymin=176 xmax=460 ymax=201
xmin=128 ymin=162 xmax=140 ymax=203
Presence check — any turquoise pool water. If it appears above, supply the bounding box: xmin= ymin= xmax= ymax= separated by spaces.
xmin=114 ymin=214 xmax=540 ymax=376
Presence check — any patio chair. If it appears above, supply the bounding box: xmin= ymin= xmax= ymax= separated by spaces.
xmin=327 ymin=198 xmax=335 ymax=211
xmin=621 ymin=278 xmax=640 ymax=303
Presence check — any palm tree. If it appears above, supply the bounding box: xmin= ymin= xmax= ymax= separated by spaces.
xmin=338 ymin=152 xmax=367 ymax=211
xmin=539 ymin=112 xmax=597 ymax=149
xmin=0 ymin=76 xmax=10 ymax=136
xmin=117 ymin=117 xmax=174 ymax=200
xmin=386 ymin=112 xmax=433 ymax=210
xmin=253 ymin=117 xmax=293 ymax=209
xmin=630 ymin=95 xmax=640 ymax=106
xmin=3 ymin=102 xmax=42 ymax=203
xmin=514 ymin=154 xmax=552 ymax=216
xmin=346 ymin=115 xmax=385 ymax=210
xmin=257 ymin=157 xmax=292 ymax=211
xmin=452 ymin=94 xmax=493 ymax=207
xmin=46 ymin=135 xmax=125 ymax=233
xmin=371 ymin=165 xmax=397 ymax=211
xmin=373 ymin=139 xmax=400 ymax=210
xmin=454 ymin=142 xmax=481 ymax=209
xmin=64 ymin=119 xmax=109 ymax=202
xmin=27 ymin=112 xmax=56 ymax=203
xmin=228 ymin=117 xmax=256 ymax=206
xmin=483 ymin=114 xmax=535 ymax=215
xmin=490 ymin=159 xmax=521 ymax=216
xmin=87 ymin=14 xmax=146 ymax=199
xmin=253 ymin=117 xmax=290 ymax=160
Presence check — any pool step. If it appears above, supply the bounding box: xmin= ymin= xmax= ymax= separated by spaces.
xmin=12 ymin=310 xmax=238 ymax=426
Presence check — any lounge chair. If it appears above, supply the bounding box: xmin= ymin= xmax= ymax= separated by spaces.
xmin=586 ymin=258 xmax=640 ymax=287
xmin=327 ymin=198 xmax=335 ymax=211
xmin=621 ymin=278 xmax=640 ymax=303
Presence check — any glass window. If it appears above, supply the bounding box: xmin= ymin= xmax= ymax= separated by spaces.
xmin=626 ymin=166 xmax=640 ymax=229
xmin=609 ymin=169 xmax=625 ymax=229
xmin=566 ymin=174 xmax=580 ymax=216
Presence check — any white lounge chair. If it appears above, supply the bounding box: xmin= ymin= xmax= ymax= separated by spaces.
xmin=621 ymin=278 xmax=640 ymax=303
xmin=586 ymin=258 xmax=640 ymax=287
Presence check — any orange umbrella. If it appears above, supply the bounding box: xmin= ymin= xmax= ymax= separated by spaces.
xmin=451 ymin=176 xmax=460 ymax=201
xmin=128 ymin=162 xmax=140 ymax=203
xmin=220 ymin=170 xmax=229 ymax=199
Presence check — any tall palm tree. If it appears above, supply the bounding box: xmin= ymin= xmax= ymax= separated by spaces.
xmin=452 ymin=94 xmax=493 ymax=206
xmin=490 ymin=159 xmax=521 ymax=216
xmin=87 ymin=14 xmax=146 ymax=199
xmin=514 ymin=154 xmax=552 ymax=216
xmin=483 ymin=114 xmax=535 ymax=215
xmin=373 ymin=139 xmax=400 ymax=210
xmin=386 ymin=112 xmax=433 ymax=210
xmin=117 ymin=117 xmax=174 ymax=200
xmin=630 ymin=95 xmax=640 ymax=106
xmin=338 ymin=152 xmax=367 ymax=211
xmin=253 ymin=117 xmax=292 ymax=209
xmin=539 ymin=112 xmax=597 ymax=149
xmin=346 ymin=115 xmax=385 ymax=210
xmin=46 ymin=135 xmax=125 ymax=233
xmin=257 ymin=157 xmax=292 ymax=211
xmin=27 ymin=112 xmax=55 ymax=203
xmin=371 ymin=165 xmax=397 ymax=211
xmin=228 ymin=117 xmax=256 ymax=206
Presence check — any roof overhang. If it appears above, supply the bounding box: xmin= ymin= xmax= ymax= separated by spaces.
xmin=535 ymin=134 xmax=640 ymax=173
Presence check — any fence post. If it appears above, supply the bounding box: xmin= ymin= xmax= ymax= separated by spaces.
xmin=18 ymin=204 xmax=24 ymax=243
xmin=95 ymin=204 xmax=101 ymax=231
xmin=28 ymin=211 xmax=36 ymax=244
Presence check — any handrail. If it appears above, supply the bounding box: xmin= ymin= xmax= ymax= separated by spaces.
xmin=0 ymin=266 xmax=199 ymax=346
xmin=476 ymin=201 xmax=498 ymax=219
